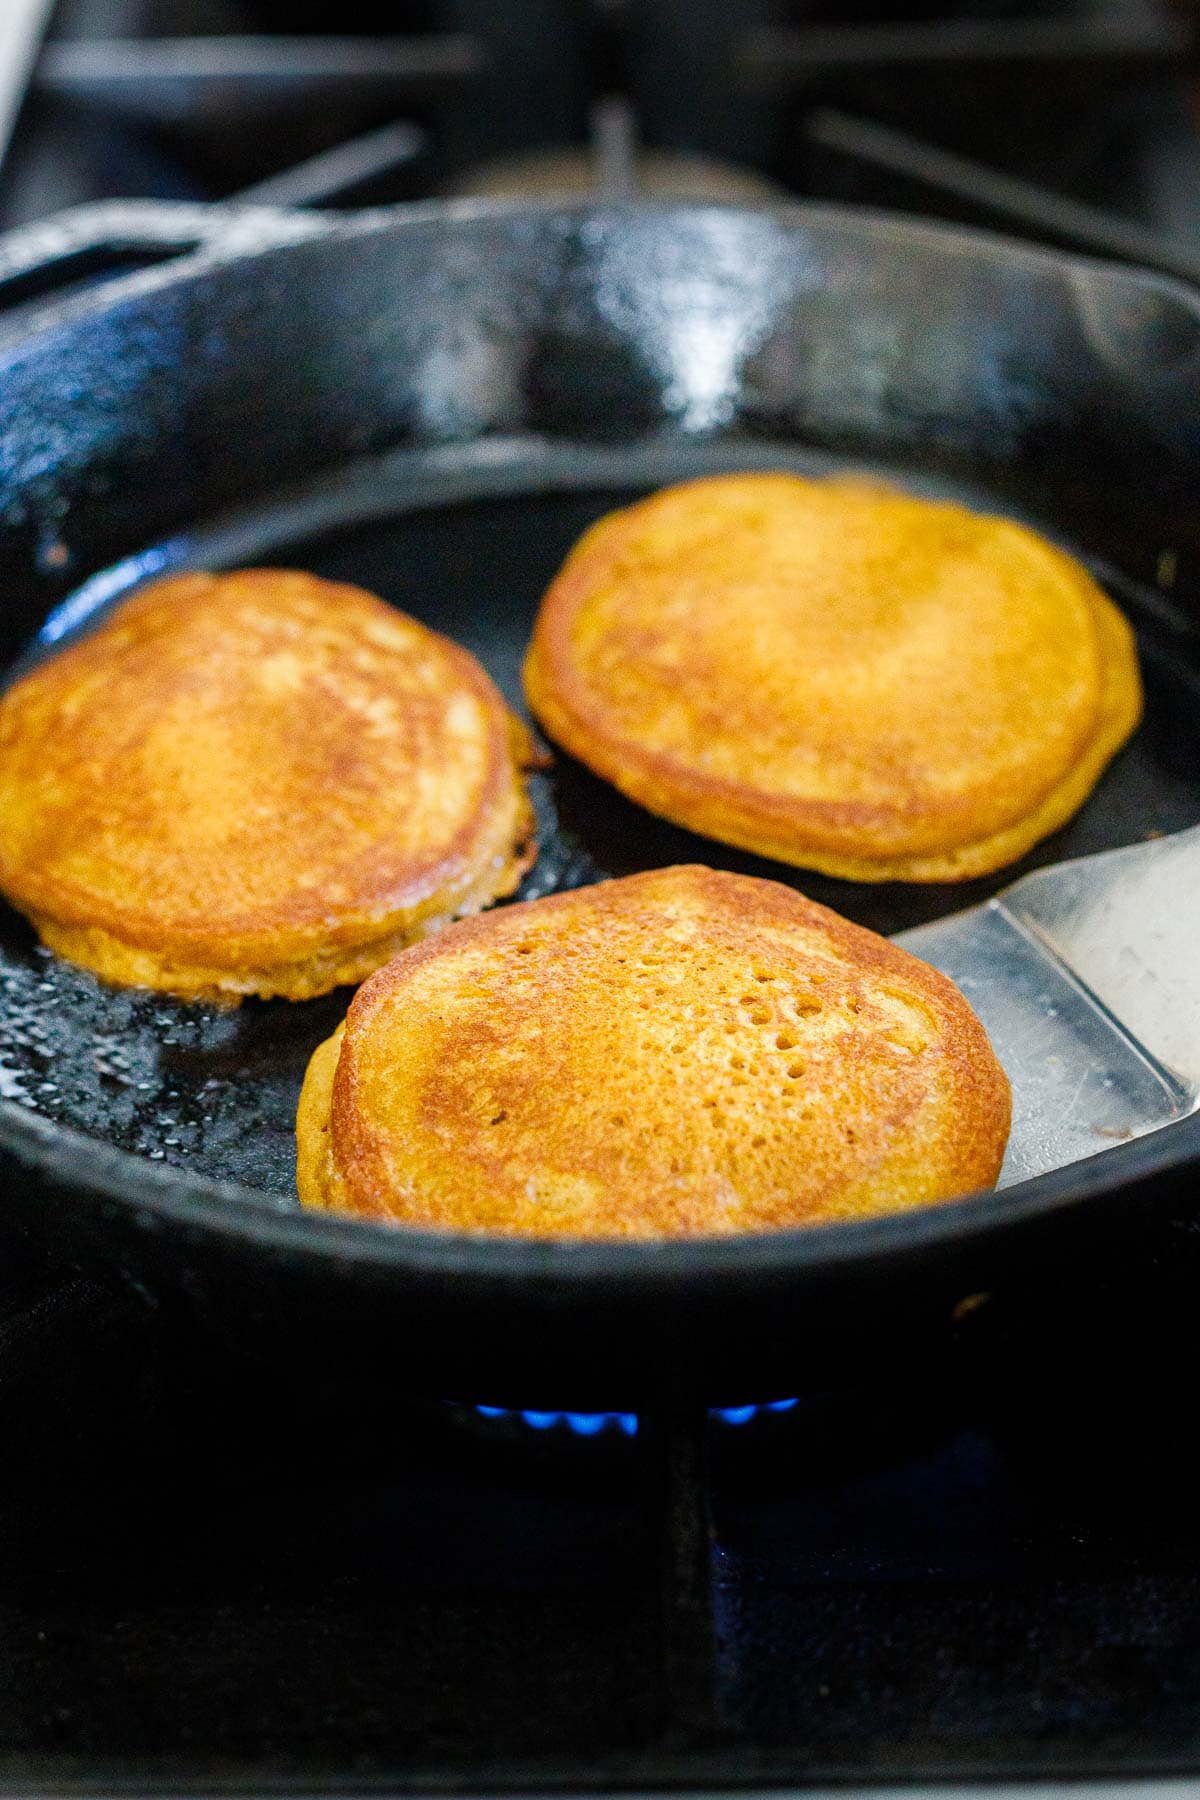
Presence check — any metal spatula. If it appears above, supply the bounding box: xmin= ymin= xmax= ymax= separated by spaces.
xmin=893 ymin=826 xmax=1200 ymax=1187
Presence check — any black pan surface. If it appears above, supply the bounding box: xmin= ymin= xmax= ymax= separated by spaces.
xmin=3 ymin=436 xmax=1200 ymax=1197
xmin=1 ymin=202 xmax=1199 ymax=1403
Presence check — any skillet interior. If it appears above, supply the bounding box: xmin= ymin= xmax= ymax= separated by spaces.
xmin=1 ymin=202 xmax=1199 ymax=1400
xmin=3 ymin=433 xmax=1200 ymax=1199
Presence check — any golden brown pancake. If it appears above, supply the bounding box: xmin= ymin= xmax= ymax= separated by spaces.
xmin=524 ymin=473 xmax=1142 ymax=882
xmin=297 ymin=865 xmax=1010 ymax=1238
xmin=0 ymin=569 xmax=536 ymax=1003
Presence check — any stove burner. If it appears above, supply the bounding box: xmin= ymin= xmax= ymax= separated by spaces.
xmin=474 ymin=1398 xmax=799 ymax=1437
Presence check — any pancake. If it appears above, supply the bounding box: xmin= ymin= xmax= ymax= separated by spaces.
xmin=297 ymin=865 xmax=1010 ymax=1238
xmin=0 ymin=569 xmax=536 ymax=1003
xmin=524 ymin=473 xmax=1142 ymax=882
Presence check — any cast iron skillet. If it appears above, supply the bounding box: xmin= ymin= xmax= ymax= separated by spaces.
xmin=0 ymin=198 xmax=1198 ymax=1407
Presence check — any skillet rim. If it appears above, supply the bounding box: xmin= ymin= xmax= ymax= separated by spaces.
xmin=2 ymin=191 xmax=1200 ymax=358
xmin=1 ymin=194 xmax=1198 ymax=1288
xmin=2 ymin=1091 xmax=1198 ymax=1285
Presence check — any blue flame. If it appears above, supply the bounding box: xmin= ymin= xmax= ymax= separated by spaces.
xmin=474 ymin=1398 xmax=798 ymax=1437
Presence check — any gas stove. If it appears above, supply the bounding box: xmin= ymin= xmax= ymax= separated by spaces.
xmin=6 ymin=1224 xmax=1200 ymax=1791
xmin=4 ymin=2 xmax=1200 ymax=258
xmin=3 ymin=2 xmax=1200 ymax=1794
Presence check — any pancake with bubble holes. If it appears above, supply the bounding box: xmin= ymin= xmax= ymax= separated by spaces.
xmin=296 ymin=865 xmax=1011 ymax=1238
xmin=0 ymin=569 xmax=537 ymax=1004
xmin=523 ymin=473 xmax=1143 ymax=883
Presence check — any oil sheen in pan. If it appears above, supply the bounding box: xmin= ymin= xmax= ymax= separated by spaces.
xmin=1 ymin=436 xmax=1198 ymax=1204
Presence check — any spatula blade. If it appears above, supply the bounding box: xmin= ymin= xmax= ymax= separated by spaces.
xmin=893 ymin=829 xmax=1200 ymax=1187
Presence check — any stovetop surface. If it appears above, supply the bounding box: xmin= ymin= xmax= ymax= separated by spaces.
xmin=5 ymin=1220 xmax=1200 ymax=1792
